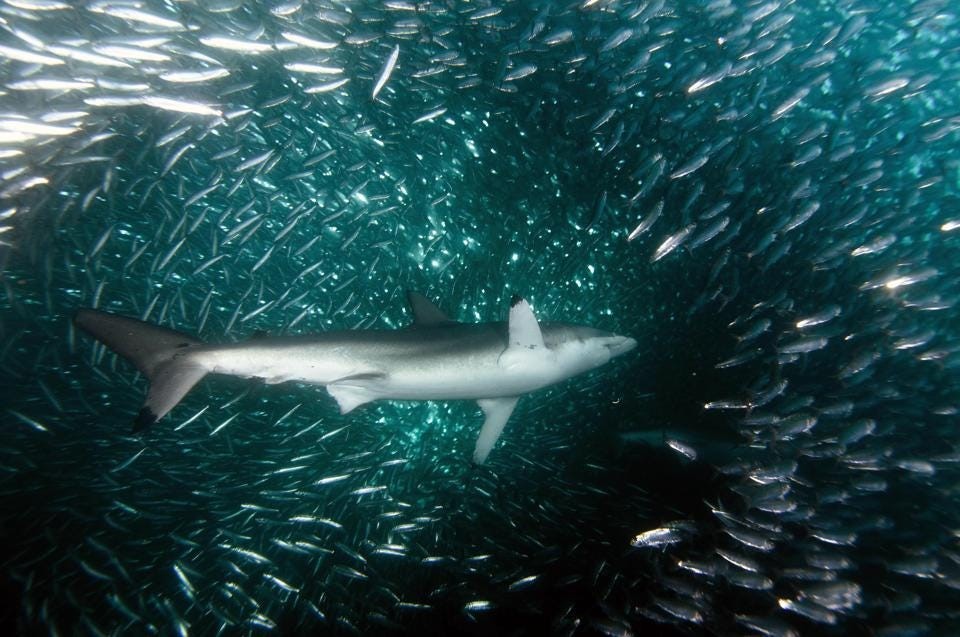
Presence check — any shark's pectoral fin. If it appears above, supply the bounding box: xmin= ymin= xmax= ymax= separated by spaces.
xmin=473 ymin=396 xmax=520 ymax=464
xmin=508 ymin=295 xmax=544 ymax=349
xmin=498 ymin=296 xmax=550 ymax=370
xmin=326 ymin=372 xmax=387 ymax=414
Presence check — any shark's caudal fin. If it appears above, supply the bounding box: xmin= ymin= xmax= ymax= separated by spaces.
xmin=74 ymin=309 xmax=207 ymax=432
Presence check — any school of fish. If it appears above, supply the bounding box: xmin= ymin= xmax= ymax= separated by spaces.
xmin=1 ymin=0 xmax=959 ymax=635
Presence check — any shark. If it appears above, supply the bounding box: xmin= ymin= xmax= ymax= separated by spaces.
xmin=74 ymin=292 xmax=637 ymax=463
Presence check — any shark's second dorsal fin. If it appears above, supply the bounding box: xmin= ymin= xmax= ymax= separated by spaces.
xmin=508 ymin=295 xmax=544 ymax=349
xmin=407 ymin=291 xmax=454 ymax=326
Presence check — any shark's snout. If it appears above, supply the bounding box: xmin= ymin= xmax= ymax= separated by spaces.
xmin=604 ymin=335 xmax=638 ymax=358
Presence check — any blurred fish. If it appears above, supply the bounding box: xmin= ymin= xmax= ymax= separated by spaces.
xmin=372 ymin=44 xmax=399 ymax=100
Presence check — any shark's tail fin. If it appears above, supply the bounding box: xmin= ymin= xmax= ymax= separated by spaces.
xmin=74 ymin=308 xmax=208 ymax=432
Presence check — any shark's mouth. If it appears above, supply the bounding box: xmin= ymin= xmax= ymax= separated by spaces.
xmin=601 ymin=336 xmax=639 ymax=357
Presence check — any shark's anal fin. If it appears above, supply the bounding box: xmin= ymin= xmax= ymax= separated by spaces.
xmin=326 ymin=372 xmax=387 ymax=414
xmin=473 ymin=396 xmax=520 ymax=464
xmin=406 ymin=291 xmax=456 ymax=326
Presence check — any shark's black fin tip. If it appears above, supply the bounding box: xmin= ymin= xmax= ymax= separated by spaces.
xmin=510 ymin=294 xmax=525 ymax=307
xmin=132 ymin=407 xmax=158 ymax=433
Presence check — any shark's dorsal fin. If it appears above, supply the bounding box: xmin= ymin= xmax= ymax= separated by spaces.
xmin=507 ymin=295 xmax=544 ymax=350
xmin=407 ymin=291 xmax=454 ymax=326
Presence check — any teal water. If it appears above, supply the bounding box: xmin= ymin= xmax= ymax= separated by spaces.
xmin=1 ymin=1 xmax=959 ymax=635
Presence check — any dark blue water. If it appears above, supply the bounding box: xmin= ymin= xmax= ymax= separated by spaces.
xmin=1 ymin=1 xmax=959 ymax=635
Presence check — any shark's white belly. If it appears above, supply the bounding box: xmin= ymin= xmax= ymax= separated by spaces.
xmin=196 ymin=341 xmax=569 ymax=403
xmin=199 ymin=346 xmax=362 ymax=386
xmin=376 ymin=358 xmax=559 ymax=400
